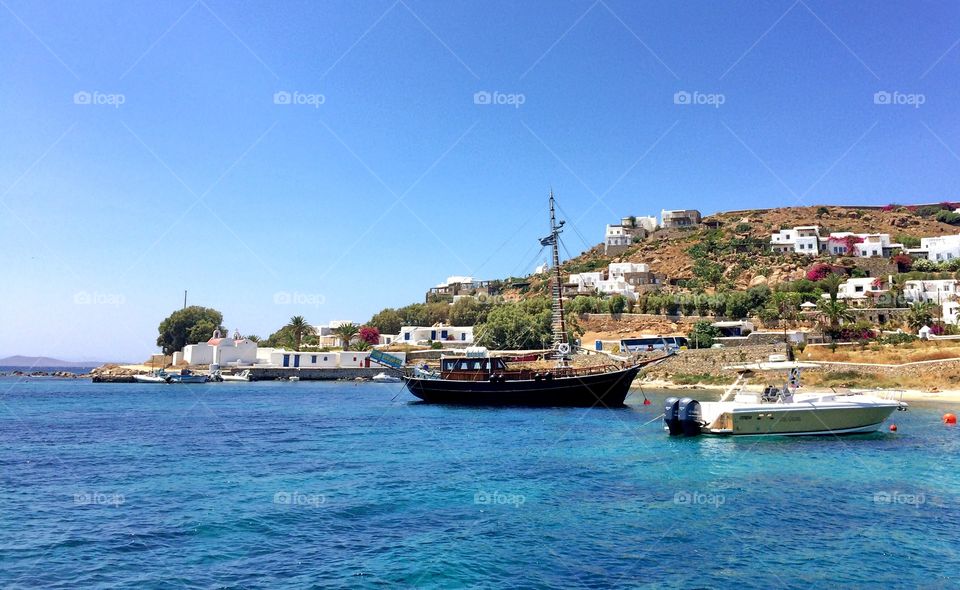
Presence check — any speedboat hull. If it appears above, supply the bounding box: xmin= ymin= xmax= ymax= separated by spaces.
xmin=133 ymin=374 xmax=168 ymax=383
xmin=403 ymin=365 xmax=642 ymax=407
xmin=167 ymin=375 xmax=208 ymax=384
xmin=699 ymin=398 xmax=902 ymax=436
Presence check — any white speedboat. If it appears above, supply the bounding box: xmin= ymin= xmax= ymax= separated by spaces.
xmin=664 ymin=357 xmax=907 ymax=437
xmin=372 ymin=372 xmax=401 ymax=383
xmin=133 ymin=370 xmax=169 ymax=383
xmin=166 ymin=369 xmax=208 ymax=384
xmin=220 ymin=369 xmax=251 ymax=382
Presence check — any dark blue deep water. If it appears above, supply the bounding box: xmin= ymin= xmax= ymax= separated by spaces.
xmin=1 ymin=378 xmax=958 ymax=588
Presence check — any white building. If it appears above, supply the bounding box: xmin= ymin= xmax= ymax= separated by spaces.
xmin=770 ymin=225 xmax=822 ymax=255
xmin=902 ymin=279 xmax=957 ymax=305
xmin=825 ymin=232 xmax=900 ymax=258
xmin=605 ymin=225 xmax=631 ymax=251
xmin=254 ymin=349 xmax=392 ymax=368
xmin=943 ymin=301 xmax=960 ymax=325
xmin=829 ymin=277 xmax=887 ymax=302
xmin=567 ymin=272 xmax=603 ymax=293
xmin=312 ymin=320 xmax=358 ymax=348
xmin=661 ymin=209 xmax=701 ymax=229
xmin=913 ymin=234 xmax=960 ymax=262
xmin=608 ymin=262 xmax=650 ymax=281
xmin=183 ymin=330 xmax=258 ymax=366
xmin=595 ymin=277 xmax=638 ymax=301
xmin=395 ymin=324 xmax=474 ymax=345
xmin=770 ymin=227 xmax=901 ymax=258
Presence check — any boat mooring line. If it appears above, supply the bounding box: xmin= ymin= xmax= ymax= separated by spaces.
xmin=640 ymin=413 xmax=665 ymax=428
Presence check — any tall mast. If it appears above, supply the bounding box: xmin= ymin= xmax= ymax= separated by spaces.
xmin=549 ymin=191 xmax=568 ymax=351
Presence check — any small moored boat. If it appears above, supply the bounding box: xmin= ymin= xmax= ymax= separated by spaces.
xmin=372 ymin=372 xmax=401 ymax=383
xmin=220 ymin=369 xmax=251 ymax=382
xmin=133 ymin=370 xmax=170 ymax=383
xmin=166 ymin=369 xmax=208 ymax=384
xmin=664 ymin=356 xmax=908 ymax=437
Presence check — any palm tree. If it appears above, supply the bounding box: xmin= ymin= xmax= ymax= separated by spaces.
xmin=350 ymin=340 xmax=372 ymax=351
xmin=246 ymin=335 xmax=261 ymax=343
xmin=819 ymin=272 xmax=843 ymax=303
xmin=285 ymin=316 xmax=316 ymax=352
xmin=817 ymin=299 xmax=854 ymax=338
xmin=333 ymin=322 xmax=359 ymax=350
xmin=906 ymin=301 xmax=937 ymax=331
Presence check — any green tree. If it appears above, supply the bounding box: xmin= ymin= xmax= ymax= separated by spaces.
xmin=474 ymin=304 xmax=551 ymax=350
xmin=608 ymin=294 xmax=627 ymax=316
xmin=568 ymin=295 xmax=600 ymax=316
xmin=333 ymin=322 xmax=359 ymax=349
xmin=285 ymin=316 xmax=316 ymax=352
xmin=246 ymin=335 xmax=261 ymax=343
xmin=369 ymin=308 xmax=404 ymax=335
xmin=724 ymin=292 xmax=752 ymax=319
xmin=424 ymin=302 xmax=451 ymax=325
xmin=449 ymin=298 xmax=490 ymax=326
xmin=817 ymin=299 xmax=854 ymax=337
xmin=688 ymin=321 xmax=720 ymax=349
xmin=906 ymin=301 xmax=937 ymax=331
xmin=156 ymin=306 xmax=225 ymax=354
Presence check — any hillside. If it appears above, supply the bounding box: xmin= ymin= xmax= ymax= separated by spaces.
xmin=534 ymin=205 xmax=960 ymax=292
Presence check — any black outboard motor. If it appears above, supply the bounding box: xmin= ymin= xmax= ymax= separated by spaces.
xmin=664 ymin=397 xmax=682 ymax=435
xmin=678 ymin=398 xmax=702 ymax=437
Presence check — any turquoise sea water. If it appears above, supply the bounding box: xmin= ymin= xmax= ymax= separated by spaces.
xmin=1 ymin=377 xmax=957 ymax=588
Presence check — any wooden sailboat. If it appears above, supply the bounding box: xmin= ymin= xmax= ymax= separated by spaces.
xmin=402 ymin=191 xmax=672 ymax=407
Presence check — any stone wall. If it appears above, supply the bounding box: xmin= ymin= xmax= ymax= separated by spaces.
xmin=644 ymin=344 xmax=785 ymax=379
xmin=246 ymin=367 xmax=401 ymax=381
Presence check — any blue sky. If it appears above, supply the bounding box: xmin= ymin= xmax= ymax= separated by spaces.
xmin=1 ymin=0 xmax=958 ymax=361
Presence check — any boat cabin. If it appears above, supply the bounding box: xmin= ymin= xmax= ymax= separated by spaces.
xmin=440 ymin=357 xmax=509 ymax=374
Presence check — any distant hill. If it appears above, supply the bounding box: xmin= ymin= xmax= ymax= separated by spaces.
xmin=0 ymin=355 xmax=108 ymax=368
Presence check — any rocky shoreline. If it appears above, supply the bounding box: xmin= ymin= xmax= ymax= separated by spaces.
xmin=0 ymin=370 xmax=88 ymax=379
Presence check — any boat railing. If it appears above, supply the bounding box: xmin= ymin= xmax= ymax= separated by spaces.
xmin=831 ymin=387 xmax=906 ymax=403
xmin=439 ymin=364 xmax=622 ymax=381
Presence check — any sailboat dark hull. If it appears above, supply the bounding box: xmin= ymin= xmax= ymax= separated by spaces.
xmin=403 ymin=365 xmax=643 ymax=407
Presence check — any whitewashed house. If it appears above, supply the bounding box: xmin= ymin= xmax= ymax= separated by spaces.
xmin=902 ymin=279 xmax=957 ymax=305
xmin=395 ymin=324 xmax=474 ymax=345
xmin=911 ymin=234 xmax=960 ymax=262
xmin=567 ymin=272 xmax=603 ymax=294
xmin=312 ymin=320 xmax=358 ymax=348
xmin=825 ymin=232 xmax=900 ymax=258
xmin=253 ymin=349 xmax=393 ymax=368
xmin=828 ymin=277 xmax=887 ymax=304
xmin=943 ymin=301 xmax=960 ymax=325
xmin=770 ymin=226 xmax=822 ymax=255
xmin=661 ymin=209 xmax=701 ymax=229
xmin=608 ymin=262 xmax=650 ymax=281
xmin=183 ymin=330 xmax=258 ymax=366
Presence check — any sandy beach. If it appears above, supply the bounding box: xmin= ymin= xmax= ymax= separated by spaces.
xmin=638 ymin=378 xmax=960 ymax=404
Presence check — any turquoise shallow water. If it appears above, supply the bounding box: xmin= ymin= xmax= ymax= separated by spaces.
xmin=1 ymin=378 xmax=958 ymax=589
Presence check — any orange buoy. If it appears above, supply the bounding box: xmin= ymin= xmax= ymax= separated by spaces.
xmin=944 ymin=413 xmax=957 ymax=425
xmin=643 ymin=398 xmax=651 ymax=406
xmin=889 ymin=424 xmax=897 ymax=432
